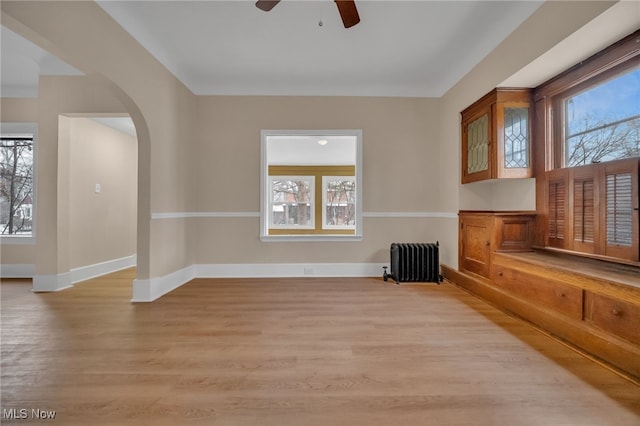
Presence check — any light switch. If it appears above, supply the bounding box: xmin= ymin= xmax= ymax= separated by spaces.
xmin=95 ymin=183 xmax=101 ymax=193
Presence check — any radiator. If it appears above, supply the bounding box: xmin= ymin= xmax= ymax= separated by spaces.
xmin=383 ymin=242 xmax=441 ymax=284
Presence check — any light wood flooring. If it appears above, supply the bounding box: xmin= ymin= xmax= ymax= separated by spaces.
xmin=1 ymin=269 xmax=639 ymax=425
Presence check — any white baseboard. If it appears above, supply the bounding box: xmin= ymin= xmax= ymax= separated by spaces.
xmin=70 ymin=254 xmax=137 ymax=284
xmin=132 ymin=262 xmax=387 ymax=302
xmin=0 ymin=263 xmax=35 ymax=278
xmin=9 ymin=260 xmax=387 ymax=301
xmin=196 ymin=262 xmax=387 ymax=278
xmin=4 ymin=256 xmax=137 ymax=282
xmin=33 ymin=272 xmax=72 ymax=292
xmin=132 ymin=265 xmax=196 ymax=303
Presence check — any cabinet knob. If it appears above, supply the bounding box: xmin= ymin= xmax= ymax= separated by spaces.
xmin=498 ymin=271 xmax=503 ymax=277
xmin=485 ymin=241 xmax=490 ymax=246
xmin=612 ymin=308 xmax=622 ymax=316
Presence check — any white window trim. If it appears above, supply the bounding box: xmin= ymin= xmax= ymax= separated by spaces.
xmin=260 ymin=129 xmax=363 ymax=242
xmin=0 ymin=123 xmax=37 ymax=245
xmin=322 ymin=175 xmax=356 ymax=230
xmin=268 ymin=175 xmax=315 ymax=230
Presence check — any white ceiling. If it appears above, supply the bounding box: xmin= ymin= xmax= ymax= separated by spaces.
xmin=90 ymin=117 xmax=137 ymax=138
xmin=95 ymin=0 xmax=543 ymax=97
xmin=267 ymin=134 xmax=356 ymax=165
xmin=0 ymin=0 xmax=547 ymax=98
xmin=1 ymin=26 xmax=83 ymax=97
xmin=1 ymin=1 xmax=636 ymax=101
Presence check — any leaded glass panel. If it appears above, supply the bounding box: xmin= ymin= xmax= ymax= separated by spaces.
xmin=504 ymin=107 xmax=529 ymax=168
xmin=467 ymin=114 xmax=489 ymax=174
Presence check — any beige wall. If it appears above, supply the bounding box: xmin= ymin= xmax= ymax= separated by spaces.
xmin=66 ymin=117 xmax=137 ymax=269
xmin=1 ymin=98 xmax=37 ymax=121
xmin=0 ymin=244 xmax=35 ymax=266
xmin=193 ymin=96 xmax=442 ymax=212
xmin=189 ymin=95 xmax=455 ymax=265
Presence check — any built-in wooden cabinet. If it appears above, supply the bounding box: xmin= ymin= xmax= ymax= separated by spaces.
xmin=459 ymin=211 xmax=536 ymax=278
xmin=461 ymin=88 xmax=533 ymax=184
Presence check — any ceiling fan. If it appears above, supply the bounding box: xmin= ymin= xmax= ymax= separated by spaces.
xmin=256 ymin=0 xmax=360 ymax=28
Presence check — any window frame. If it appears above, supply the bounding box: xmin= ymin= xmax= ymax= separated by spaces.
xmin=0 ymin=123 xmax=37 ymax=245
xmin=534 ymin=30 xmax=640 ymax=264
xmin=260 ymin=129 xmax=363 ymax=242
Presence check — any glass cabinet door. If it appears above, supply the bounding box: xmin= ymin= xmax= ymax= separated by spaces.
xmin=467 ymin=113 xmax=490 ymax=174
xmin=503 ymin=106 xmax=529 ymax=169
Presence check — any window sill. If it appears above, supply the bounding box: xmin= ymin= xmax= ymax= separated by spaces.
xmin=1 ymin=235 xmax=35 ymax=245
xmin=533 ymin=246 xmax=640 ymax=269
xmin=260 ymin=234 xmax=363 ymax=242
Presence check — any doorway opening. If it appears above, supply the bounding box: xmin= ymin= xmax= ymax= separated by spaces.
xmin=61 ymin=115 xmax=138 ymax=284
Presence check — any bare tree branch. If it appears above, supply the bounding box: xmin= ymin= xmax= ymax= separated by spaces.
xmin=566 ymin=114 xmax=639 ymax=166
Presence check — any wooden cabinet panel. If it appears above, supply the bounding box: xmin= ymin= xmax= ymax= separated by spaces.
xmin=494 ymin=216 xmax=535 ymax=252
xmin=584 ymin=291 xmax=640 ymax=345
xmin=461 ymin=217 xmax=492 ymax=278
xmin=491 ymin=264 xmax=583 ymax=320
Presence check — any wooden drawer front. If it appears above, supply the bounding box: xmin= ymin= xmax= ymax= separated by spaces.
xmin=491 ymin=265 xmax=583 ymax=320
xmin=584 ymin=292 xmax=640 ymax=345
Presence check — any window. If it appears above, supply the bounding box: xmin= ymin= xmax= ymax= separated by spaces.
xmin=535 ymin=31 xmax=639 ymax=263
xmin=269 ymin=176 xmax=314 ymax=229
xmin=261 ymin=130 xmax=362 ymax=240
xmin=1 ymin=136 xmax=34 ymax=236
xmin=323 ymin=176 xmax=356 ymax=230
xmin=562 ymin=68 xmax=640 ymax=167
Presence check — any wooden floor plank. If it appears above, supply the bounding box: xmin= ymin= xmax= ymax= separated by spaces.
xmin=1 ymin=269 xmax=639 ymax=425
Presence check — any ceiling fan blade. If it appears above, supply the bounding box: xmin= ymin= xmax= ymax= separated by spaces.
xmin=256 ymin=0 xmax=280 ymax=12
xmin=335 ymin=0 xmax=360 ymax=28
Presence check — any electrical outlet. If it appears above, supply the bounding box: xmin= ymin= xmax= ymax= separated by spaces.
xmin=95 ymin=183 xmax=101 ymax=193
